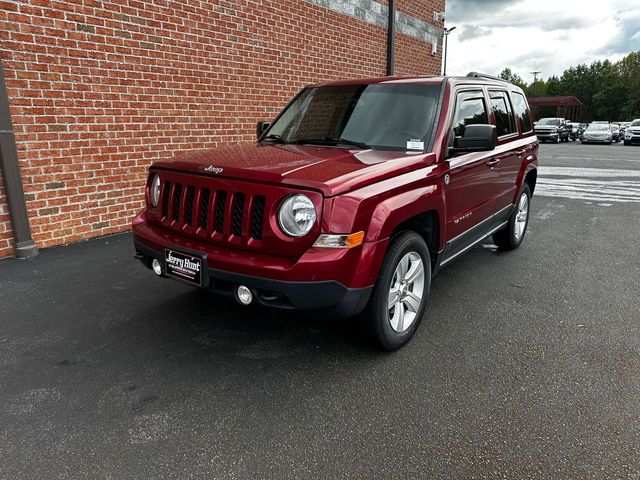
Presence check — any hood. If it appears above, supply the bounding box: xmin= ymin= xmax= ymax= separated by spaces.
xmin=152 ymin=143 xmax=437 ymax=196
xmin=584 ymin=130 xmax=610 ymax=137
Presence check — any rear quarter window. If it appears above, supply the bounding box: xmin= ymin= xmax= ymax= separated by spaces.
xmin=511 ymin=92 xmax=533 ymax=133
xmin=489 ymin=90 xmax=516 ymax=137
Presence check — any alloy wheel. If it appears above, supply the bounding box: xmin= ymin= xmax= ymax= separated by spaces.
xmin=514 ymin=192 xmax=529 ymax=241
xmin=387 ymin=252 xmax=425 ymax=333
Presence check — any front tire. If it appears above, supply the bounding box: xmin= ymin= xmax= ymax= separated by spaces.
xmin=364 ymin=231 xmax=431 ymax=350
xmin=493 ymin=184 xmax=531 ymax=250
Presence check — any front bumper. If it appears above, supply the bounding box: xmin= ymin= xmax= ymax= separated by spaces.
xmin=535 ymin=131 xmax=559 ymax=141
xmin=132 ymin=214 xmax=381 ymax=318
xmin=625 ymin=133 xmax=640 ymax=144
xmin=134 ymin=240 xmax=372 ymax=318
xmin=582 ymin=136 xmax=611 ymax=143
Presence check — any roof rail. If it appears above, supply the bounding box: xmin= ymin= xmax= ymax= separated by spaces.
xmin=466 ymin=71 xmax=508 ymax=83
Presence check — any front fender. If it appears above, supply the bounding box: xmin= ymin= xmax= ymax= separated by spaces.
xmin=320 ymin=166 xmax=446 ymax=285
xmin=322 ymin=166 xmax=446 ymax=241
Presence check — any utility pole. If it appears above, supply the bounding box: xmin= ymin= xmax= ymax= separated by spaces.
xmin=530 ymin=71 xmax=542 ymax=121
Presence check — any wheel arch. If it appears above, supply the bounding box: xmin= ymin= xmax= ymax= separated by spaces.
xmin=524 ymin=167 xmax=537 ymax=195
xmin=389 ymin=210 xmax=440 ymax=270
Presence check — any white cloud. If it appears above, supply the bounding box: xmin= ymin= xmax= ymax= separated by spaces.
xmin=444 ymin=0 xmax=640 ymax=81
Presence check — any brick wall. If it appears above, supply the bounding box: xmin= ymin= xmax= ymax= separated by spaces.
xmin=0 ymin=0 xmax=444 ymax=257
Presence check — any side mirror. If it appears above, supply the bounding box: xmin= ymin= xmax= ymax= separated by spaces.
xmin=256 ymin=121 xmax=270 ymax=140
xmin=451 ymin=124 xmax=497 ymax=153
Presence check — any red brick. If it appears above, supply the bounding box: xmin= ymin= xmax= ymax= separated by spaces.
xmin=0 ymin=0 xmax=443 ymax=257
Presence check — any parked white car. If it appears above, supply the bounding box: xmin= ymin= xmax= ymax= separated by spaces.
xmin=624 ymin=119 xmax=640 ymax=145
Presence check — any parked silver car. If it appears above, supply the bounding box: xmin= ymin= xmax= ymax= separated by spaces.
xmin=581 ymin=123 xmax=612 ymax=144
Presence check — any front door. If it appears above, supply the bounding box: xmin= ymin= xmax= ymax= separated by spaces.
xmin=444 ymin=89 xmax=500 ymax=251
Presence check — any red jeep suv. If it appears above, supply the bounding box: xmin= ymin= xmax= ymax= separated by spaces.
xmin=132 ymin=72 xmax=538 ymax=350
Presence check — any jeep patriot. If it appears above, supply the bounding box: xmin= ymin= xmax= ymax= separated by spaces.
xmin=132 ymin=72 xmax=539 ymax=349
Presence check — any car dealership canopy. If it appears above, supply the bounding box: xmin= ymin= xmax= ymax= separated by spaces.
xmin=528 ymin=96 xmax=583 ymax=122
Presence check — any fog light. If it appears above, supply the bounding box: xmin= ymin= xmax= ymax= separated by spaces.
xmin=236 ymin=285 xmax=253 ymax=305
xmin=152 ymin=258 xmax=162 ymax=276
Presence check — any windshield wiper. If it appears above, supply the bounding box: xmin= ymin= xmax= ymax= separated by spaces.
xmin=260 ymin=134 xmax=288 ymax=144
xmin=294 ymin=136 xmax=371 ymax=149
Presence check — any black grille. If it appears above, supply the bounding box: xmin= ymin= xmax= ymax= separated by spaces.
xmin=215 ymin=191 xmax=226 ymax=233
xmin=251 ymin=196 xmax=265 ymax=240
xmin=172 ymin=184 xmax=182 ymax=221
xmin=199 ymin=188 xmax=210 ymax=229
xmin=156 ymin=180 xmax=266 ymax=243
xmin=232 ymin=193 xmax=245 ymax=236
xmin=161 ymin=181 xmax=170 ymax=218
xmin=185 ymin=186 xmax=195 ymax=226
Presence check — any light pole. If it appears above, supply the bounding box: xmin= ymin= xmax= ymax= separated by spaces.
xmin=442 ymin=26 xmax=456 ymax=76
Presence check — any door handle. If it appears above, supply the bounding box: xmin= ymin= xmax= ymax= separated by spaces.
xmin=486 ymin=159 xmax=500 ymax=167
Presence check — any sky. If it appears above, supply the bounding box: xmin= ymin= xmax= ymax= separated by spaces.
xmin=444 ymin=0 xmax=640 ymax=82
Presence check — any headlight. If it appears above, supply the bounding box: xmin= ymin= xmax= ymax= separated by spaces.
xmin=150 ymin=174 xmax=161 ymax=207
xmin=278 ymin=194 xmax=316 ymax=237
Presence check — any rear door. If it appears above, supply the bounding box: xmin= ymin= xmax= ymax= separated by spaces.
xmin=488 ymin=89 xmax=522 ymax=214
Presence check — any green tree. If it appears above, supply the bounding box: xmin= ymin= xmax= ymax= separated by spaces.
xmin=545 ymin=76 xmax=562 ymax=96
xmin=501 ymin=53 xmax=640 ymax=121
xmin=498 ymin=68 xmax=527 ymax=89
xmin=618 ymin=51 xmax=640 ymax=119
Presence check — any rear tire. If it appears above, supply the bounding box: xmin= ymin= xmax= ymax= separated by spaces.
xmin=493 ymin=184 xmax=531 ymax=251
xmin=363 ymin=231 xmax=431 ymax=350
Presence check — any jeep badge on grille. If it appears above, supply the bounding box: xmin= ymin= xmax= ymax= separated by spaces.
xmin=204 ymin=165 xmax=224 ymax=174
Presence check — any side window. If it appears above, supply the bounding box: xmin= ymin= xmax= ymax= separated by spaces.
xmin=489 ymin=90 xmax=516 ymax=137
xmin=511 ymin=92 xmax=533 ymax=133
xmin=452 ymin=90 xmax=488 ymax=137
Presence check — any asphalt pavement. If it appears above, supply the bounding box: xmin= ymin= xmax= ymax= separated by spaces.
xmin=1 ymin=142 xmax=640 ymax=479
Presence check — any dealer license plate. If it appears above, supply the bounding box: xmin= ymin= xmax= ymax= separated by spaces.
xmin=164 ymin=248 xmax=204 ymax=287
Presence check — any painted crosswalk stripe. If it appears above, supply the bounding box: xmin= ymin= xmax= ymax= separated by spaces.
xmin=537 ymin=167 xmax=640 ymax=203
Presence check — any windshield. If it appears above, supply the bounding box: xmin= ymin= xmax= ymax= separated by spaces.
xmin=631 ymin=120 xmax=640 ymax=127
xmin=538 ymin=118 xmax=560 ymax=126
xmin=264 ymin=83 xmax=441 ymax=150
xmin=587 ymin=124 xmax=610 ymax=131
